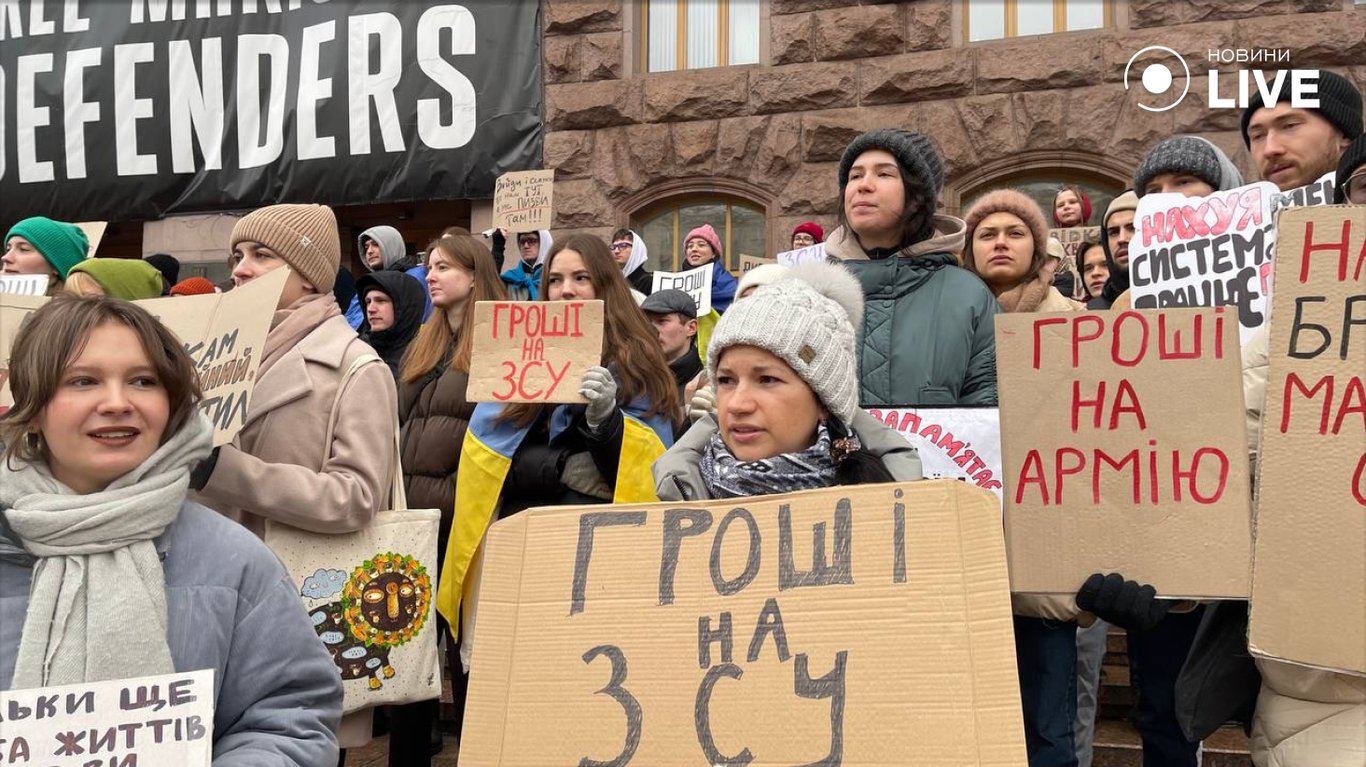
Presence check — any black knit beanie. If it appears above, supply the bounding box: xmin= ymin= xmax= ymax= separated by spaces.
xmin=838 ymin=129 xmax=945 ymax=199
xmin=1240 ymin=69 xmax=1363 ymax=148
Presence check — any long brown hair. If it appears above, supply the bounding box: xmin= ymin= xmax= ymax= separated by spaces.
xmin=1 ymin=296 xmax=202 ymax=465
xmin=500 ymin=234 xmax=679 ymax=427
xmin=398 ymin=229 xmax=505 ymax=383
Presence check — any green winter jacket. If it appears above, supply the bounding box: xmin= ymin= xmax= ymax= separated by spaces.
xmin=825 ymin=217 xmax=999 ymax=407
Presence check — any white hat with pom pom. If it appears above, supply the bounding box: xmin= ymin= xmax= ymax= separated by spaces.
xmin=706 ymin=259 xmax=864 ymax=428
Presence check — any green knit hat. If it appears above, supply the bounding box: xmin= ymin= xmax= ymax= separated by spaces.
xmin=5 ymin=217 xmax=89 ymax=279
xmin=68 ymin=258 xmax=165 ymax=301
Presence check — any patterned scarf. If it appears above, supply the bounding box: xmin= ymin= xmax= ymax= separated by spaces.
xmin=699 ymin=424 xmax=839 ymax=499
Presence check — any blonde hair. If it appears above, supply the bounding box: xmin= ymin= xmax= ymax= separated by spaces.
xmin=63 ymin=271 xmax=107 ymax=297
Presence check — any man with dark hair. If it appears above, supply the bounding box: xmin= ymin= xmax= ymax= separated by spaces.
xmin=1243 ymin=69 xmax=1361 ymax=192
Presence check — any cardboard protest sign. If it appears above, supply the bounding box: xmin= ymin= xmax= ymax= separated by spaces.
xmin=1130 ymin=173 xmax=1336 ymax=344
xmin=492 ymin=169 xmax=555 ymax=231
xmin=866 ymin=407 xmax=1003 ymax=502
xmin=1049 ymin=227 xmax=1099 ymax=301
xmin=739 ymin=253 xmax=776 ymax=273
xmin=652 ymin=265 xmax=714 ymax=315
xmin=467 ymin=300 xmax=605 ymax=404
xmin=1249 ymin=206 xmax=1366 ymax=674
xmin=463 ymin=481 xmax=1025 ymax=765
xmin=75 ymin=220 xmax=108 ymax=258
xmin=0 ymin=294 xmax=50 ymax=413
xmin=996 ymin=309 xmax=1252 ymax=598
xmin=0 ymin=669 xmax=213 ymax=766
xmin=776 ymin=242 xmax=827 ymax=266
xmin=136 ymin=266 xmax=288 ymax=445
xmin=0 ymin=274 xmax=50 ymax=296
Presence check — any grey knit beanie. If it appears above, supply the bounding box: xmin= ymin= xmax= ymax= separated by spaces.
xmin=707 ymin=261 xmax=864 ymax=428
xmin=838 ymin=129 xmax=945 ymax=198
xmin=1133 ymin=136 xmax=1244 ymax=197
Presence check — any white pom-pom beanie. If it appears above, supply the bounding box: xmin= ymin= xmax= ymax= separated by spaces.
xmin=707 ymin=260 xmax=864 ymax=428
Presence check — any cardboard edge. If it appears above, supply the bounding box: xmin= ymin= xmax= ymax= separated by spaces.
xmin=461 ymin=512 xmax=531 ymax=762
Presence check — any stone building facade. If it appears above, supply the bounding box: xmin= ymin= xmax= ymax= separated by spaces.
xmin=540 ymin=0 xmax=1366 ymax=270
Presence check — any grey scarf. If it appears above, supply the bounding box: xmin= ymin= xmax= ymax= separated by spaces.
xmin=0 ymin=414 xmax=212 ymax=687
xmin=699 ymin=424 xmax=839 ymax=499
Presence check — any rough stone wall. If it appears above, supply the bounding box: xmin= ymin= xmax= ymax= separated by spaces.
xmin=542 ymin=0 xmax=1366 ymax=244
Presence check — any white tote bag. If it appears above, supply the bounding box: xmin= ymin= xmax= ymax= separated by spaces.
xmin=265 ymin=355 xmax=442 ymax=713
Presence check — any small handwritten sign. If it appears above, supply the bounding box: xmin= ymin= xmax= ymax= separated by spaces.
xmin=493 ymin=169 xmax=555 ymax=231
xmin=652 ymin=265 xmax=713 ymax=315
xmin=0 ymin=669 xmax=214 ymax=766
xmin=467 ymin=300 xmax=605 ymax=403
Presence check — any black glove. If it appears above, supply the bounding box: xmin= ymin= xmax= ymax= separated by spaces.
xmin=189 ymin=446 xmax=221 ymax=492
xmin=1075 ymin=572 xmax=1172 ymax=632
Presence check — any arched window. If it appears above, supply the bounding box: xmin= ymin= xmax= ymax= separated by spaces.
xmin=946 ymin=150 xmax=1131 ymax=225
xmin=627 ymin=187 xmax=769 ymax=273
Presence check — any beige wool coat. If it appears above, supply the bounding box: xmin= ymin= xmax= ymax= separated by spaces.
xmin=195 ymin=312 xmax=398 ymax=748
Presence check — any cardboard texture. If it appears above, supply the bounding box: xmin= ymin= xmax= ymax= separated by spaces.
xmin=1249 ymin=205 xmax=1366 ymax=675
xmin=0 ymin=274 xmax=50 ymax=296
xmin=492 ymin=169 xmax=555 ymax=231
xmin=75 ymin=220 xmax=108 ymax=257
xmin=1049 ymin=227 xmax=1100 ymax=300
xmin=739 ymin=254 xmax=776 ymax=273
xmin=996 ymin=309 xmax=1252 ymax=598
xmin=462 ymin=481 xmax=1026 ymax=766
xmin=776 ymin=242 xmax=827 ymax=267
xmin=2 ymin=669 xmax=214 ymax=765
xmin=1129 ymin=173 xmax=1336 ymax=344
xmin=466 ymin=300 xmax=604 ymax=404
xmin=866 ymin=407 xmax=1004 ymax=502
xmin=0 ymin=293 xmax=49 ymax=412
xmin=652 ymin=265 xmax=714 ymax=315
xmin=135 ymin=266 xmax=288 ymax=445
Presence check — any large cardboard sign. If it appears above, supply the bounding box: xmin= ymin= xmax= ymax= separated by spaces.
xmin=0 ymin=669 xmax=214 ymax=766
xmin=866 ymin=407 xmax=1004 ymax=501
xmin=0 ymin=274 xmax=50 ymax=296
xmin=136 ymin=266 xmax=288 ymax=445
xmin=492 ymin=169 xmax=555 ymax=231
xmin=739 ymin=254 xmax=776 ymax=273
xmin=467 ymin=300 xmax=604 ymax=404
xmin=1130 ymin=173 xmax=1336 ymax=344
xmin=75 ymin=221 xmax=108 ymax=258
xmin=1049 ymin=226 xmax=1100 ymax=301
xmin=996 ymin=309 xmax=1252 ymax=598
xmin=0 ymin=294 xmax=49 ymax=413
xmin=776 ymin=242 xmax=827 ymax=267
xmin=0 ymin=2 xmax=543 ymax=224
xmin=652 ymin=265 xmax=714 ymax=315
xmin=1249 ymin=206 xmax=1366 ymax=674
xmin=463 ymin=481 xmax=1026 ymax=766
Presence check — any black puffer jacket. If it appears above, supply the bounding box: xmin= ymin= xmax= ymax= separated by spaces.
xmin=397 ymin=352 xmax=474 ymax=558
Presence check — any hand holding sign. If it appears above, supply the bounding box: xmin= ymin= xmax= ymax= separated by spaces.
xmin=467 ymin=300 xmax=605 ymax=403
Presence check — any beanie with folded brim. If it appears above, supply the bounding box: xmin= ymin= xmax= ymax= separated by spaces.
xmin=1240 ymin=69 xmax=1362 ymax=148
xmin=1133 ymin=136 xmax=1244 ymax=197
xmin=5 ymin=217 xmax=88 ymax=279
xmin=68 ymin=258 xmax=166 ymax=301
xmin=708 ymin=261 xmax=865 ymax=428
xmin=231 ymin=203 xmax=340 ymax=293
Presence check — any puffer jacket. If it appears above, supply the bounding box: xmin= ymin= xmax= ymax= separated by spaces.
xmin=1241 ymin=320 xmax=1365 ymax=766
xmin=825 ymin=216 xmax=999 ymax=407
xmin=398 ymin=352 xmax=474 ymax=558
xmin=0 ymin=502 xmax=342 ymax=766
xmin=653 ymin=410 xmax=923 ymax=501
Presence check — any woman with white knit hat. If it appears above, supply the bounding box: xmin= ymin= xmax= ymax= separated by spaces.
xmin=654 ymin=260 xmax=922 ymax=501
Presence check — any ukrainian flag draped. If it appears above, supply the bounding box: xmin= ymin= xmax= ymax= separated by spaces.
xmin=435 ymin=400 xmax=673 ymax=632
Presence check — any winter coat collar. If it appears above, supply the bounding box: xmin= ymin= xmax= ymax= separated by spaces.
xmin=242 ymin=314 xmax=357 ymax=429
xmin=824 ymin=214 xmax=967 ymax=263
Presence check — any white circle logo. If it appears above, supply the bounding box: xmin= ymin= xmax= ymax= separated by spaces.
xmin=1124 ymin=46 xmax=1190 ymax=112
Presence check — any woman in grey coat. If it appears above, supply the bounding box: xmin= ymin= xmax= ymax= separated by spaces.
xmin=655 ymin=261 xmax=921 ymax=501
xmin=0 ymin=296 xmax=341 ymax=766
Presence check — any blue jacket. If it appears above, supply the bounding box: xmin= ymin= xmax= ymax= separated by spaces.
xmin=710 ymin=259 xmax=738 ymax=314
xmin=0 ymin=502 xmax=342 ymax=766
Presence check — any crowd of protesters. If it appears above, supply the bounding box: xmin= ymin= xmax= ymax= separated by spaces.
xmin=2 ymin=67 xmax=1364 ymax=767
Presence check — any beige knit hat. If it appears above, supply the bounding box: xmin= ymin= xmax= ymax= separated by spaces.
xmin=231 ymin=204 xmax=339 ymax=292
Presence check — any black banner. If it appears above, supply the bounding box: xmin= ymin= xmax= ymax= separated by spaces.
xmin=0 ymin=0 xmax=542 ymax=224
